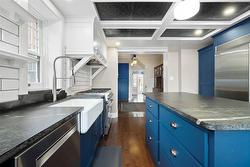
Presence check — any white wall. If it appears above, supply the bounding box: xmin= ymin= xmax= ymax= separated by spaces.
xmin=164 ymin=49 xmax=198 ymax=94
xmin=180 ymin=49 xmax=198 ymax=94
xmin=165 ymin=51 xmax=180 ymax=92
xmin=43 ymin=19 xmax=65 ymax=89
xmin=119 ymin=54 xmax=163 ymax=98
xmin=0 ymin=10 xmax=28 ymax=102
xmin=92 ymin=48 xmax=118 ymax=117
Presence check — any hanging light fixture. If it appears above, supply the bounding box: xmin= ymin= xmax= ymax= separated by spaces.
xmin=131 ymin=55 xmax=138 ymax=66
xmin=174 ymin=0 xmax=200 ymax=20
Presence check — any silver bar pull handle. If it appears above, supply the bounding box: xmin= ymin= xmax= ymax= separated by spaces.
xmin=36 ymin=127 xmax=77 ymax=167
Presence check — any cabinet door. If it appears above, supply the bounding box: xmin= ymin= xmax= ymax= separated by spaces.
xmin=80 ymin=115 xmax=102 ymax=167
xmin=118 ymin=63 xmax=129 ymax=101
xmin=65 ymin=22 xmax=93 ymax=54
xmin=198 ymin=45 xmax=214 ymax=96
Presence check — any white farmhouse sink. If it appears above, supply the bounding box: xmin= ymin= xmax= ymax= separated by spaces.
xmin=50 ymin=99 xmax=103 ymax=133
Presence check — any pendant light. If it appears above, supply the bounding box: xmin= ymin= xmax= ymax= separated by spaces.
xmin=174 ymin=0 xmax=200 ymax=20
xmin=131 ymin=55 xmax=138 ymax=66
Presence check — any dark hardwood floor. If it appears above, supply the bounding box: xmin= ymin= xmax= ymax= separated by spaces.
xmin=100 ymin=112 xmax=154 ymax=167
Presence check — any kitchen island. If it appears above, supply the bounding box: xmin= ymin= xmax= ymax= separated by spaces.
xmin=144 ymin=92 xmax=250 ymax=167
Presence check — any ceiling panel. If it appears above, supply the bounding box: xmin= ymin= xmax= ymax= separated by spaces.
xmin=95 ymin=2 xmax=172 ymax=21
xmin=104 ymin=29 xmax=156 ymax=37
xmin=185 ymin=2 xmax=250 ymax=21
xmin=161 ymin=29 xmax=215 ymax=37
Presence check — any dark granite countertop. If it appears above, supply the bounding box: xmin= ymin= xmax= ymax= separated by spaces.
xmin=144 ymin=92 xmax=250 ymax=131
xmin=0 ymin=98 xmax=82 ymax=164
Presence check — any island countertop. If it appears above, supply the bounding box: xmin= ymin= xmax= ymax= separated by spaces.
xmin=144 ymin=92 xmax=250 ymax=131
xmin=0 ymin=98 xmax=82 ymax=164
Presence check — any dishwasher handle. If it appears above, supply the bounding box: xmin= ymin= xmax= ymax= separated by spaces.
xmin=36 ymin=126 xmax=77 ymax=167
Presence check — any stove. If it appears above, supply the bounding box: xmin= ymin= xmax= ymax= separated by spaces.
xmin=77 ymin=88 xmax=113 ymax=135
xmin=78 ymin=88 xmax=112 ymax=101
xmin=80 ymin=88 xmax=111 ymax=93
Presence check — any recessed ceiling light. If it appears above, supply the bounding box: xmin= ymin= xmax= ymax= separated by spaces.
xmin=174 ymin=0 xmax=200 ymax=20
xmin=223 ymin=6 xmax=236 ymax=16
xmin=194 ymin=29 xmax=203 ymax=36
xmin=115 ymin=42 xmax=120 ymax=46
xmin=65 ymin=0 xmax=72 ymax=2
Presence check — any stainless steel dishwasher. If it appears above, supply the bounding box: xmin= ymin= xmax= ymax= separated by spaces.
xmin=15 ymin=114 xmax=80 ymax=167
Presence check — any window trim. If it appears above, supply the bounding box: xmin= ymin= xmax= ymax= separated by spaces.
xmin=27 ymin=19 xmax=44 ymax=90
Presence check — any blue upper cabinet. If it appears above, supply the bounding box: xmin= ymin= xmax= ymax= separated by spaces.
xmin=213 ymin=17 xmax=250 ymax=46
xmin=198 ymin=45 xmax=215 ymax=96
xmin=118 ymin=63 xmax=129 ymax=101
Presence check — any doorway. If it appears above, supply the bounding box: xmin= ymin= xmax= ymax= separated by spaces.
xmin=131 ymin=70 xmax=144 ymax=102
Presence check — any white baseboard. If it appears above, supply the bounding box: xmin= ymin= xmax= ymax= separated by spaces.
xmin=110 ymin=112 xmax=118 ymax=118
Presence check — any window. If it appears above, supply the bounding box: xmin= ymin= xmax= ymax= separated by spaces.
xmin=28 ymin=19 xmax=39 ymax=53
xmin=28 ymin=57 xmax=40 ymax=83
xmin=27 ymin=18 xmax=41 ymax=84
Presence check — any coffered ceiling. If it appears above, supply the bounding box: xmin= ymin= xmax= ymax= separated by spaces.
xmin=95 ymin=2 xmax=172 ymax=21
xmin=51 ymin=0 xmax=250 ymax=50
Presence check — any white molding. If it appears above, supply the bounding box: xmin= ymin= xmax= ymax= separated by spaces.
xmin=159 ymin=28 xmax=222 ymax=41
xmin=91 ymin=66 xmax=105 ymax=80
xmin=106 ymin=37 xmax=152 ymax=40
xmin=92 ymin=0 xmax=250 ymax=2
xmin=65 ymin=17 xmax=95 ymax=23
xmin=159 ymin=37 xmax=204 ymax=40
xmin=100 ymin=21 xmax=162 ymax=29
xmin=41 ymin=0 xmax=64 ymax=19
xmin=92 ymin=0 xmax=178 ymax=2
xmin=152 ymin=3 xmax=176 ymax=40
xmin=118 ymin=47 xmax=168 ymax=54
xmin=73 ymin=55 xmax=93 ymax=74
xmin=0 ymin=50 xmax=37 ymax=62
xmin=230 ymin=10 xmax=250 ymax=25
xmin=110 ymin=112 xmax=118 ymax=119
xmin=171 ymin=21 xmax=231 ymax=26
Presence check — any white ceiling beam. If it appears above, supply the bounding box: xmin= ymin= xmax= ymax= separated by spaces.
xmin=92 ymin=0 xmax=250 ymax=2
xmin=118 ymin=47 xmax=168 ymax=54
xmin=159 ymin=37 xmax=204 ymax=41
xmin=164 ymin=25 xmax=226 ymax=29
xmin=201 ymin=29 xmax=223 ymax=40
xmin=230 ymin=10 xmax=250 ymax=25
xmin=171 ymin=21 xmax=231 ymax=26
xmin=100 ymin=21 xmax=161 ymax=29
xmin=106 ymin=37 xmax=153 ymax=40
xmin=152 ymin=3 xmax=176 ymax=40
xmin=92 ymin=0 xmax=178 ymax=2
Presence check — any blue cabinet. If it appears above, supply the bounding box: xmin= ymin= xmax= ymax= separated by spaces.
xmin=145 ymin=95 xmax=250 ymax=167
xmin=213 ymin=17 xmax=250 ymax=46
xmin=160 ymin=106 xmax=208 ymax=166
xmin=80 ymin=114 xmax=103 ymax=167
xmin=118 ymin=63 xmax=129 ymax=101
xmin=198 ymin=45 xmax=215 ymax=97
xmin=145 ymin=97 xmax=159 ymax=165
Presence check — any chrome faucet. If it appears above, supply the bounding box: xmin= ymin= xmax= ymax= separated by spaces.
xmin=53 ymin=56 xmax=75 ymax=102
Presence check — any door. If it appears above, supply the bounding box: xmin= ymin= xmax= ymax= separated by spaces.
xmin=118 ymin=63 xmax=129 ymax=101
